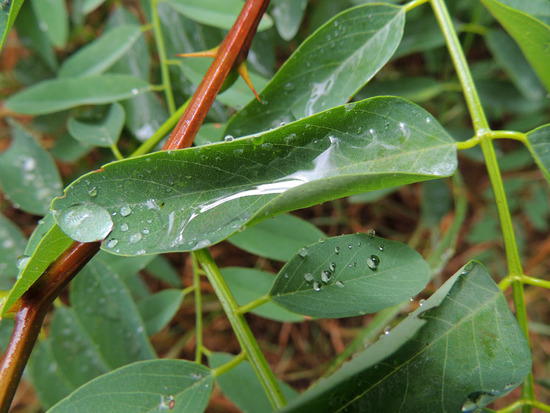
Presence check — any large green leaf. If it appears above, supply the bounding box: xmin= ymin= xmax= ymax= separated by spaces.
xmin=228 ymin=214 xmax=325 ymax=262
xmin=270 ymin=234 xmax=429 ymax=318
xmin=48 ymin=360 xmax=213 ymax=413
xmin=137 ymin=289 xmax=185 ymax=336
xmin=0 ymin=122 xmax=63 ymax=215
xmin=526 ymin=124 xmax=550 ymax=185
xmin=271 ymin=0 xmax=307 ymax=41
xmin=51 ymin=97 xmax=457 ymax=255
xmin=225 ymin=3 xmax=405 ymax=137
xmin=221 ymin=267 xmax=303 ymax=322
xmin=59 ymin=25 xmax=143 ymax=78
xmin=209 ymin=352 xmax=297 ymax=412
xmin=31 ymin=0 xmax=68 ymax=48
xmin=166 ymin=0 xmax=272 ymax=32
xmin=481 ymin=0 xmax=550 ymax=92
xmin=70 ymin=260 xmax=155 ymax=368
xmin=0 ymin=0 xmax=24 ymax=53
xmin=497 ymin=0 xmax=550 ymax=25
xmin=282 ymin=261 xmax=531 ymax=412
xmin=4 ymin=74 xmax=151 ymax=115
xmin=0 ymin=213 xmax=27 ymax=290
xmin=68 ymin=103 xmax=126 ymax=147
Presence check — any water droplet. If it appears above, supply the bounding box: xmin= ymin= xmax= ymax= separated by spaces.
xmin=298 ymin=247 xmax=309 ymax=258
xmin=335 ymin=281 xmax=345 ymax=288
xmin=410 ymin=296 xmax=414 ymax=302
xmin=55 ymin=203 xmax=114 ymax=242
xmin=313 ymin=281 xmax=321 ymax=291
xmin=129 ymin=232 xmax=142 ymax=243
xmin=383 ymin=326 xmax=391 ymax=336
xmin=16 ymin=255 xmax=30 ymax=270
xmin=131 ymin=88 xmax=139 ymax=95
xmin=136 ymin=249 xmax=146 ymax=255
xmin=120 ymin=205 xmax=132 ymax=217
xmin=106 ymin=239 xmax=118 ymax=248
xmin=321 ymin=270 xmax=332 ymax=283
xmin=345 ymin=102 xmax=356 ymax=112
xmin=329 ymin=262 xmax=336 ymax=272
xmin=367 ymin=255 xmax=380 ymax=270
xmin=284 ymin=273 xmax=289 ymax=279
xmin=120 ymin=223 xmax=129 ymax=232
xmin=234 ymin=148 xmax=244 ymax=155
xmin=419 ymin=299 xmax=426 ymax=307
xmin=379 ymin=244 xmax=385 ymax=251
xmin=88 ymin=187 xmax=97 ymax=197
xmin=367 ymin=229 xmax=376 ymax=238
xmin=318 ymin=238 xmax=325 ymax=243
xmin=224 ymin=135 xmax=234 ymax=142
xmin=304 ymin=272 xmax=314 ymax=282
xmin=334 ymin=246 xmax=340 ymax=254
xmin=142 ymin=229 xmax=150 ymax=235
xmin=426 ymin=116 xmax=432 ymax=124
xmin=283 ymin=82 xmax=295 ymax=91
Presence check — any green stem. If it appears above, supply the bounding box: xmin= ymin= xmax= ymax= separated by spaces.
xmin=404 ymin=0 xmax=429 ymax=12
xmin=129 ymin=98 xmax=190 ymax=158
xmin=237 ymin=294 xmax=270 ymax=315
xmin=430 ymin=0 xmax=534 ymax=409
xmin=192 ymin=254 xmax=203 ymax=364
xmin=151 ymin=0 xmax=176 ymax=114
xmin=521 ymin=276 xmax=550 ymax=290
xmin=212 ymin=352 xmax=247 ymax=377
xmin=456 ymin=136 xmax=480 ymax=150
xmin=110 ymin=144 xmax=124 ymax=160
xmin=488 ymin=130 xmax=527 ymax=143
xmin=193 ymin=249 xmax=286 ymax=409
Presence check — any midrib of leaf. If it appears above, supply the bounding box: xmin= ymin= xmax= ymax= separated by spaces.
xmin=337 ymin=276 xmax=501 ymax=411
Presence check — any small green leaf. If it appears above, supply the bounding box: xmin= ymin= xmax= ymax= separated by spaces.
xmin=5 ymin=74 xmax=151 ymax=115
xmin=221 ymin=268 xmax=303 ymax=322
xmin=70 ymin=260 xmax=156 ymax=368
xmin=166 ymin=0 xmax=272 ymax=31
xmin=282 ymin=262 xmax=531 ymax=412
xmin=51 ymin=97 xmax=457 ymax=255
xmin=0 ymin=0 xmax=24 ymax=53
xmin=270 ymin=234 xmax=429 ymax=318
xmin=31 ymin=0 xmax=68 ymax=48
xmin=144 ymin=255 xmax=182 ymax=287
xmin=137 ymin=289 xmax=184 ymax=336
xmin=48 ymin=359 xmax=213 ymax=413
xmin=50 ymin=133 xmax=93 ymax=163
xmin=0 ymin=122 xmax=63 ymax=215
xmin=0 ymin=214 xmax=27 ymax=290
xmin=209 ymin=352 xmax=297 ymax=412
xmin=271 ymin=0 xmax=307 ymax=41
xmin=358 ymin=76 xmax=446 ymax=103
xmin=68 ymin=103 xmax=126 ymax=147
xmin=526 ymin=124 xmax=550 ymax=185
xmin=229 ymin=214 xmax=325 ymax=262
xmin=59 ymin=25 xmax=143 ymax=78
xmin=226 ymin=3 xmax=405 ymax=136
xmin=481 ymin=0 xmax=550 ymax=92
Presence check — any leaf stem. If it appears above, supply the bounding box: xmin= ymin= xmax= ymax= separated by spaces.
xmin=212 ymin=352 xmax=247 ymax=377
xmin=151 ymin=0 xmax=176 ymax=114
xmin=110 ymin=143 xmax=124 ymax=160
xmin=192 ymin=254 xmax=203 ymax=364
xmin=404 ymin=0 xmax=429 ymax=12
xmin=488 ymin=130 xmax=527 ymax=143
xmin=193 ymin=248 xmax=286 ymax=409
xmin=237 ymin=294 xmax=270 ymax=315
xmin=456 ymin=136 xmax=481 ymax=150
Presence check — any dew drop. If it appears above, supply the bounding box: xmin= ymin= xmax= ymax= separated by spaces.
xmin=106 ymin=239 xmax=118 ymax=248
xmin=131 ymin=88 xmax=139 ymax=95
xmin=329 ymin=262 xmax=336 ymax=272
xmin=410 ymin=296 xmax=414 ymax=302
xmin=120 ymin=223 xmax=129 ymax=232
xmin=224 ymin=135 xmax=234 ymax=142
xmin=419 ymin=299 xmax=426 ymax=307
xmin=379 ymin=244 xmax=385 ymax=251
xmin=284 ymin=273 xmax=289 ymax=279
xmin=136 ymin=249 xmax=146 ymax=255
xmin=55 ymin=203 xmax=114 ymax=242
xmin=367 ymin=255 xmax=380 ymax=270
xmin=426 ymin=116 xmax=432 ymax=124
xmin=318 ymin=238 xmax=325 ymax=243
xmin=88 ymin=187 xmax=98 ymax=197
xmin=321 ymin=270 xmax=332 ymax=283
xmin=16 ymin=255 xmax=30 ymax=270
xmin=344 ymin=102 xmax=356 ymax=112
xmin=283 ymin=82 xmax=295 ymax=91
xmin=129 ymin=232 xmax=143 ymax=243
xmin=334 ymin=246 xmax=340 ymax=254
xmin=304 ymin=272 xmax=314 ymax=282
xmin=142 ymin=229 xmax=150 ymax=235
xmin=120 ymin=205 xmax=132 ymax=217
xmin=383 ymin=326 xmax=391 ymax=336
xmin=335 ymin=280 xmax=345 ymax=288
xmin=367 ymin=229 xmax=376 ymax=238
xmin=313 ymin=281 xmax=321 ymax=291
xmin=298 ymin=247 xmax=309 ymax=258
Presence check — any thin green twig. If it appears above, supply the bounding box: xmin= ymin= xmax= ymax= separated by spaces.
xmin=212 ymin=352 xmax=247 ymax=377
xmin=192 ymin=254 xmax=203 ymax=364
xmin=237 ymin=294 xmax=270 ymax=315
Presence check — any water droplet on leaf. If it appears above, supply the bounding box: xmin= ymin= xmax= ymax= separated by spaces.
xmin=120 ymin=205 xmax=132 ymax=217
xmin=298 ymin=247 xmax=309 ymax=258
xmin=224 ymin=135 xmax=234 ymax=142
xmin=120 ymin=223 xmax=129 ymax=232
xmin=304 ymin=273 xmax=314 ymax=282
xmin=88 ymin=187 xmax=98 ymax=197
xmin=56 ymin=203 xmax=113 ymax=242
xmin=321 ymin=270 xmax=332 ymax=283
xmin=335 ymin=281 xmax=345 ymax=288
xmin=367 ymin=229 xmax=375 ymax=238
xmin=106 ymin=239 xmax=118 ymax=248
xmin=329 ymin=262 xmax=336 ymax=272
xmin=367 ymin=255 xmax=380 ymax=270
xmin=313 ymin=281 xmax=321 ymax=291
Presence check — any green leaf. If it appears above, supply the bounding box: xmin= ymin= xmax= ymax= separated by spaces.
xmin=4 ymin=74 xmax=151 ymax=115
xmin=225 ymin=3 xmax=405 ymax=136
xmin=48 ymin=359 xmax=214 ymax=413
xmin=282 ymin=262 xmax=531 ymax=412
xmin=270 ymin=234 xmax=429 ymax=318
xmin=0 ymin=213 xmax=27 ymax=290
xmin=0 ymin=122 xmax=63 ymax=215
xmin=209 ymin=352 xmax=297 ymax=412
xmin=70 ymin=260 xmax=156 ymax=368
xmin=137 ymin=289 xmax=184 ymax=336
xmin=271 ymin=0 xmax=307 ymax=41
xmin=358 ymin=76 xmax=446 ymax=103
xmin=144 ymin=255 xmax=182 ymax=287
xmin=31 ymin=0 xmax=68 ymax=48
xmin=0 ymin=0 xmax=24 ymax=53
xmin=481 ymin=0 xmax=550 ymax=92
xmin=228 ymin=214 xmax=325 ymax=261
xmin=50 ymin=133 xmax=93 ymax=163
xmin=221 ymin=268 xmax=303 ymax=322
xmin=68 ymin=103 xmax=125 ymax=147
xmin=51 ymin=97 xmax=457 ymax=255
xmin=496 ymin=0 xmax=550 ymax=25
xmin=526 ymin=124 xmax=550 ymax=185
xmin=59 ymin=25 xmax=143 ymax=78
xmin=49 ymin=307 xmax=110 ymax=388
xmin=166 ymin=0 xmax=272 ymax=32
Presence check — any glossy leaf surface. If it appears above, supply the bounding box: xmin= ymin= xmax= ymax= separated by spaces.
xmin=59 ymin=25 xmax=143 ymax=78
xmin=0 ymin=0 xmax=24 ymax=52
xmin=226 ymin=4 xmax=405 ymax=137
xmin=481 ymin=0 xmax=550 ymax=92
xmin=209 ymin=352 xmax=297 ymax=412
xmin=228 ymin=214 xmax=325 ymax=262
xmin=4 ymin=74 xmax=151 ymax=115
xmin=137 ymin=289 xmax=185 ymax=336
xmin=166 ymin=0 xmax=272 ymax=31
xmin=0 ymin=214 xmax=27 ymax=290
xmin=51 ymin=97 xmax=457 ymax=255
xmin=68 ymin=103 xmax=125 ymax=147
xmin=270 ymin=234 xmax=429 ymax=318
xmin=526 ymin=124 xmax=550 ymax=184
xmin=283 ymin=262 xmax=531 ymax=412
xmin=70 ymin=260 xmax=155 ymax=368
xmin=31 ymin=0 xmax=68 ymax=48
xmin=221 ymin=268 xmax=303 ymax=322
xmin=0 ymin=122 xmax=63 ymax=215
xmin=49 ymin=360 xmax=213 ymax=413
